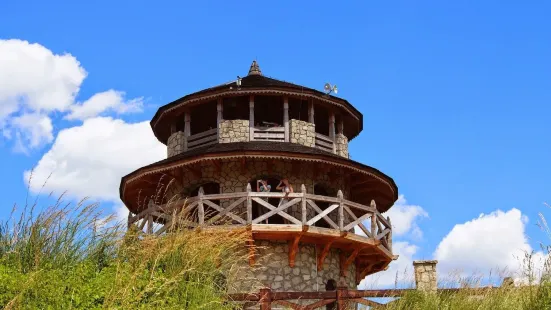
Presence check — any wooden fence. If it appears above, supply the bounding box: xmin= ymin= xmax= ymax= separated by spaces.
xmin=127 ymin=184 xmax=393 ymax=254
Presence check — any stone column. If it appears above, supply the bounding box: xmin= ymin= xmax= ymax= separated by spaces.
xmin=413 ymin=260 xmax=438 ymax=292
xmin=249 ymin=95 xmax=255 ymax=141
xmin=283 ymin=97 xmax=289 ymax=142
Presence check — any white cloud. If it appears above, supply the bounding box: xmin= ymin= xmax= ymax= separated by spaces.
xmin=360 ymin=241 xmax=419 ymax=289
xmin=0 ymin=39 xmax=144 ymax=152
xmin=385 ymin=195 xmax=428 ymax=238
xmin=66 ymin=90 xmax=144 ymax=121
xmin=25 ymin=117 xmax=165 ymax=201
xmin=434 ymin=208 xmax=547 ymax=282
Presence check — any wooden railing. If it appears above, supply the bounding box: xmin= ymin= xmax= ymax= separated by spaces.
xmin=315 ymin=132 xmax=335 ymax=153
xmin=252 ymin=126 xmax=285 ymax=142
xmin=187 ymin=128 xmax=218 ymax=150
xmin=127 ymin=184 xmax=393 ymax=253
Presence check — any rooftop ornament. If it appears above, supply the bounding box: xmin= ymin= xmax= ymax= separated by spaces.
xmin=248 ymin=60 xmax=262 ymax=76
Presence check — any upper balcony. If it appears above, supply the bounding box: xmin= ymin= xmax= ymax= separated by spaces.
xmin=152 ymin=61 xmax=363 ymax=159
xmin=165 ymin=94 xmax=352 ymax=159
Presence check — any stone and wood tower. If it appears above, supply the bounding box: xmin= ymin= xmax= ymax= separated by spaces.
xmin=120 ymin=61 xmax=399 ymax=308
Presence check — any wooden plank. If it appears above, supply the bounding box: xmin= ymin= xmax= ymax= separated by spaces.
xmin=203 ymin=199 xmax=246 ymax=224
xmin=304 ymin=194 xmax=340 ymax=203
xmin=206 ymin=197 xmax=246 ymax=225
xmin=343 ymin=211 xmax=374 ymax=232
xmin=254 ymin=126 xmax=284 ymax=132
xmin=315 ymin=139 xmax=334 ymax=149
xmin=250 ymin=192 xmax=303 ymax=199
xmin=246 ymin=183 xmax=252 ymax=224
xmin=187 ymin=128 xmax=217 ymax=141
xmin=202 ymin=192 xmax=248 ymax=200
xmin=187 ymin=134 xmax=217 ymax=147
xmin=252 ymin=198 xmax=301 ymax=225
xmin=315 ymin=132 xmax=333 ymax=142
xmin=306 ymin=200 xmax=339 ymax=229
xmin=301 ymin=184 xmax=307 ymax=224
xmin=306 ymin=204 xmax=339 ymax=226
xmin=188 ymin=139 xmax=218 ymax=150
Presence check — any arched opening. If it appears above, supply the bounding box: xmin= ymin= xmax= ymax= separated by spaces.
xmin=248 ymin=176 xmax=285 ymax=224
xmin=325 ymin=279 xmax=337 ymax=310
xmin=187 ymin=182 xmax=220 ymax=223
xmin=313 ymin=184 xmax=338 ymax=229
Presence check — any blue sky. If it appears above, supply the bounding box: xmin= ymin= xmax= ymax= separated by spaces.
xmin=1 ymin=1 xmax=550 ymax=287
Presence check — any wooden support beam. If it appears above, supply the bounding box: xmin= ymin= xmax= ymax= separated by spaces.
xmin=340 ymin=248 xmax=360 ymax=276
xmin=317 ymin=240 xmax=335 ymax=271
xmin=249 ymin=95 xmax=254 ymax=141
xmin=288 ymin=234 xmax=302 ymax=267
xmin=283 ymin=97 xmax=289 ymax=142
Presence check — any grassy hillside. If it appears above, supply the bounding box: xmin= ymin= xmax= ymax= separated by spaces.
xmin=0 ymin=194 xmax=250 ymax=309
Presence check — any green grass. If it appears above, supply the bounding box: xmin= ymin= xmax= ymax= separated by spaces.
xmin=0 ymin=189 xmax=251 ymax=309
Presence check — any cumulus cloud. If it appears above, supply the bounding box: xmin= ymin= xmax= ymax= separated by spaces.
xmin=356 ymin=196 xmax=429 ymax=288
xmin=25 ymin=117 xmax=165 ymax=201
xmin=66 ymin=90 xmax=144 ymax=121
xmin=360 ymin=241 xmax=419 ymax=289
xmin=385 ymin=195 xmax=428 ymax=238
xmin=434 ymin=208 xmax=547 ymax=282
xmin=0 ymin=39 xmax=144 ymax=152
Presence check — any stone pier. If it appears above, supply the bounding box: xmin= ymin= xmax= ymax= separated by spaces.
xmin=413 ymin=260 xmax=438 ymax=292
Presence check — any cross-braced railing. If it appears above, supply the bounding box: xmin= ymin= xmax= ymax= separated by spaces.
xmin=127 ymin=184 xmax=393 ymax=253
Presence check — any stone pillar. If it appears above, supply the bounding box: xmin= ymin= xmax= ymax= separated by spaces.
xmin=283 ymin=97 xmax=289 ymax=142
xmin=413 ymin=260 xmax=438 ymax=292
xmin=249 ymin=95 xmax=255 ymax=141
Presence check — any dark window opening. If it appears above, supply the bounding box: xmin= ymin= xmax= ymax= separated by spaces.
xmin=288 ymin=98 xmax=309 ymax=122
xmin=190 ymin=101 xmax=217 ymax=135
xmin=325 ymin=279 xmax=337 ymax=310
xmin=314 ymin=105 xmax=330 ymax=136
xmin=249 ymin=176 xmax=285 ymax=224
xmin=223 ymin=96 xmax=249 ymax=120
xmin=254 ymin=96 xmax=283 ymax=127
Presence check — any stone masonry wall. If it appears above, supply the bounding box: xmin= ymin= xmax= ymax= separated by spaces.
xmin=335 ymin=133 xmax=349 ymax=159
xmin=167 ymin=131 xmax=185 ymax=157
xmin=289 ymin=119 xmax=315 ymax=147
xmin=219 ymin=119 xmax=249 ymax=143
xmin=228 ymin=240 xmax=356 ymax=295
xmin=413 ymin=260 xmax=438 ymax=292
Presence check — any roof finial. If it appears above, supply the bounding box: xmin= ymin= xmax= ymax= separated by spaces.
xmin=248 ymin=60 xmax=262 ymax=76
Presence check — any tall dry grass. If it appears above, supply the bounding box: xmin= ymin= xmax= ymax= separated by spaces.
xmin=0 ymin=174 xmax=252 ymax=309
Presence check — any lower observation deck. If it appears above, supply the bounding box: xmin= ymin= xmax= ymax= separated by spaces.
xmin=127 ymin=184 xmax=397 ymax=283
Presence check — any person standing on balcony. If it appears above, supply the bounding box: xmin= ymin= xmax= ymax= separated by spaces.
xmin=257 ymin=179 xmax=271 ymax=224
xmin=277 ymin=179 xmax=294 ymax=224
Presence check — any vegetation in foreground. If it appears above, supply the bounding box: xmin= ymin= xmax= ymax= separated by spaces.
xmin=0 ymin=191 xmax=250 ymax=310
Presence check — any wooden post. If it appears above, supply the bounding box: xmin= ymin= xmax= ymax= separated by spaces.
xmin=338 ymin=190 xmax=344 ymax=231
xmin=198 ymin=186 xmax=205 ymax=225
xmin=283 ymin=97 xmax=289 ymax=142
xmin=170 ymin=123 xmax=176 ymax=135
xmin=127 ymin=211 xmax=132 ymax=229
xmin=308 ymin=100 xmax=315 ymax=124
xmin=147 ymin=215 xmax=153 ymax=234
xmin=338 ymin=117 xmax=344 ymax=134
xmin=259 ymin=288 xmax=272 ymax=310
xmin=329 ymin=112 xmax=336 ymax=153
xmin=387 ymin=216 xmax=392 ymax=252
xmin=370 ymin=200 xmax=377 ymax=237
xmin=217 ymin=98 xmax=223 ymax=142
xmin=249 ymin=95 xmax=255 ymax=141
xmin=183 ymin=111 xmax=191 ymax=151
xmin=246 ymin=183 xmax=253 ymax=224
xmin=336 ymin=286 xmax=346 ymax=310
xmin=301 ymin=184 xmax=307 ymax=225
